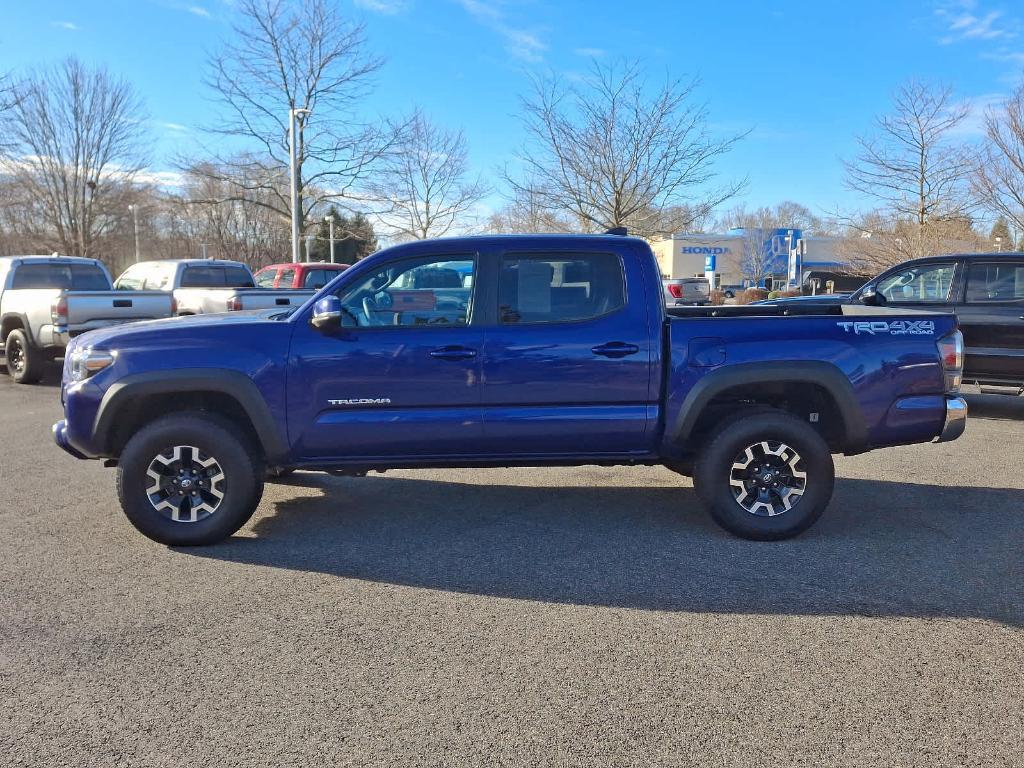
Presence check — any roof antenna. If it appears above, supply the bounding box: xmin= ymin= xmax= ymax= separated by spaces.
xmin=605 ymin=226 xmax=628 ymax=236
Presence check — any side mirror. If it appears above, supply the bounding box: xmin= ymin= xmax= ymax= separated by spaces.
xmin=859 ymin=285 xmax=884 ymax=306
xmin=311 ymin=295 xmax=345 ymax=330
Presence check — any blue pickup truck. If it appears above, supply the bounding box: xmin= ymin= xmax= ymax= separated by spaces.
xmin=54 ymin=232 xmax=967 ymax=545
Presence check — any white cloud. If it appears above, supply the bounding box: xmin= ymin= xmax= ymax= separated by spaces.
xmin=161 ymin=122 xmax=189 ymax=132
xmin=574 ymin=47 xmax=606 ymax=58
xmin=948 ymin=92 xmax=1007 ymax=136
xmin=354 ymin=0 xmax=410 ymax=13
xmin=187 ymin=5 xmax=211 ymax=17
xmin=50 ymin=21 xmax=79 ymax=31
xmin=936 ymin=1 xmax=1016 ymax=44
xmin=456 ymin=0 xmax=547 ymax=62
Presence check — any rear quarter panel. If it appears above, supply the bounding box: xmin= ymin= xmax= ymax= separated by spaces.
xmin=663 ymin=311 xmax=958 ymax=452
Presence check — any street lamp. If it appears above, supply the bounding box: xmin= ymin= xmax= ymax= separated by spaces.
xmin=995 ymin=236 xmax=1003 ymax=252
xmin=289 ymin=107 xmax=312 ymax=264
xmin=325 ymin=214 xmax=335 ymax=264
xmin=127 ymin=204 xmax=141 ymax=263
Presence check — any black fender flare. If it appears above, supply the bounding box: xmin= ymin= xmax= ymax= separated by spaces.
xmin=1 ymin=312 xmax=35 ymax=346
xmin=94 ymin=368 xmax=288 ymax=462
xmin=670 ymin=361 xmax=868 ymax=453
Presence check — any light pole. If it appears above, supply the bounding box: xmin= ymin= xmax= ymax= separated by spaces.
xmin=995 ymin=236 xmax=1003 ymax=252
xmin=127 ymin=204 xmax=141 ymax=263
xmin=325 ymin=214 xmax=335 ymax=263
xmin=289 ymin=107 xmax=312 ymax=264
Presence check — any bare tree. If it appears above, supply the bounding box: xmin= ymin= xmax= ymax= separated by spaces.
xmin=835 ymin=210 xmax=985 ymax=273
xmin=487 ymin=181 xmax=575 ymax=234
xmin=506 ymin=59 xmax=746 ymax=239
xmin=0 ymin=59 xmax=147 ymax=257
xmin=842 ymin=80 xmax=973 ymax=262
xmin=371 ymin=111 xmax=489 ymax=240
xmin=197 ymin=0 xmax=397 ymax=235
xmin=717 ymin=201 xmax=832 ymax=237
xmin=973 ymin=83 xmax=1024 ymax=241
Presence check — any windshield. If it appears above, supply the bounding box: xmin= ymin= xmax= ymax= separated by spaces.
xmin=12 ymin=263 xmax=110 ymax=290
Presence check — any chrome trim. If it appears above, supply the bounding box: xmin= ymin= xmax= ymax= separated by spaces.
xmin=935 ymin=397 xmax=968 ymax=443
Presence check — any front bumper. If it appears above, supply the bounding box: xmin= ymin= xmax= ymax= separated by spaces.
xmin=935 ymin=396 xmax=968 ymax=443
xmin=53 ymin=419 xmax=89 ymax=459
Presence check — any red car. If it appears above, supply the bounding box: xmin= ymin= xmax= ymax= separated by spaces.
xmin=254 ymin=262 xmax=350 ymax=290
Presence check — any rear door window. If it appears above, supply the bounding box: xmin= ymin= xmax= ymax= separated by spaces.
xmin=13 ymin=263 xmax=110 ymax=290
xmin=498 ymin=253 xmax=626 ymax=324
xmin=964 ymin=262 xmax=1024 ymax=304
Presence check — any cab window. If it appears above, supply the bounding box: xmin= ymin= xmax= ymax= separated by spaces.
xmin=498 ymin=253 xmax=625 ymax=323
xmin=965 ymin=262 xmax=1024 ymax=304
xmin=337 ymin=256 xmax=474 ymax=327
xmin=875 ymin=263 xmax=956 ymax=303
xmin=255 ymin=269 xmax=278 ymax=288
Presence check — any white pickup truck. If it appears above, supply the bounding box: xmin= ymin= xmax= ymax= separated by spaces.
xmin=114 ymin=259 xmax=314 ymax=316
xmin=0 ymin=256 xmax=175 ymax=384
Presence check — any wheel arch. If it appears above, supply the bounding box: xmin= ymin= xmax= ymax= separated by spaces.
xmin=95 ymin=369 xmax=288 ymax=463
xmin=669 ymin=361 xmax=868 ymax=454
xmin=1 ymin=313 xmax=31 ymax=344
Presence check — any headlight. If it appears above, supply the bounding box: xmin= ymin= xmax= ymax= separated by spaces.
xmin=69 ymin=347 xmax=115 ymax=382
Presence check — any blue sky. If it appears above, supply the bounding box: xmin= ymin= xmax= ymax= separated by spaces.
xmin=4 ymin=0 xmax=1024 ymax=221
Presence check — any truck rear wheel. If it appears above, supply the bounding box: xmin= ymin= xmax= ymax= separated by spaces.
xmin=694 ymin=410 xmax=834 ymax=541
xmin=4 ymin=328 xmax=43 ymax=384
xmin=116 ymin=413 xmax=264 ymax=546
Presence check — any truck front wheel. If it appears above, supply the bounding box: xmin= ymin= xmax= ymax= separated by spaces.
xmin=4 ymin=328 xmax=43 ymax=384
xmin=116 ymin=413 xmax=265 ymax=546
xmin=694 ymin=410 xmax=834 ymax=541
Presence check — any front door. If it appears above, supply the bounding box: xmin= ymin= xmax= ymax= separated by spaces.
xmin=288 ymin=253 xmax=483 ymax=460
xmin=955 ymin=260 xmax=1024 ymax=383
xmin=479 ymin=247 xmax=655 ymax=456
xmin=872 ymin=260 xmax=960 ymax=314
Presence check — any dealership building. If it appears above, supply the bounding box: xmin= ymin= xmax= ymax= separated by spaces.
xmin=648 ymin=229 xmax=850 ymax=291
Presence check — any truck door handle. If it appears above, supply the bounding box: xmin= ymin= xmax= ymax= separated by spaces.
xmin=429 ymin=346 xmax=477 ymax=361
xmin=592 ymin=342 xmax=640 ymax=358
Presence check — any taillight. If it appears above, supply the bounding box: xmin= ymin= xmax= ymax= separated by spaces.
xmin=226 ymin=297 xmax=243 ymax=311
xmin=51 ymin=295 xmax=68 ymax=326
xmin=170 ymin=296 xmax=178 ymax=316
xmin=667 ymin=284 xmax=683 ymax=298
xmin=937 ymin=330 xmax=964 ymax=392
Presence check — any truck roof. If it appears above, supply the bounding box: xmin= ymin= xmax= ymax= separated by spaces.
xmin=131 ymin=259 xmax=251 ymax=269
xmin=373 ymin=232 xmax=649 ymax=257
xmin=890 ymin=252 xmax=1024 ymax=268
xmin=0 ymin=255 xmax=104 ymax=265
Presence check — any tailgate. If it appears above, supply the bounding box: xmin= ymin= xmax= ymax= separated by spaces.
xmin=235 ymin=289 xmax=314 ymax=309
xmin=64 ymin=291 xmax=175 ymax=325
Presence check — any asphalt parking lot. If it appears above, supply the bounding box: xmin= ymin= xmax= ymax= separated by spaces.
xmin=1 ymin=373 xmax=1022 ymax=767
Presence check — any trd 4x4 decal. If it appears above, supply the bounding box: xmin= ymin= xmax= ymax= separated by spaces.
xmin=836 ymin=320 xmax=936 ymax=336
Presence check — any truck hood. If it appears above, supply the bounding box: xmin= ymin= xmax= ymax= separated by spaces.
xmin=70 ymin=309 xmax=285 ymax=350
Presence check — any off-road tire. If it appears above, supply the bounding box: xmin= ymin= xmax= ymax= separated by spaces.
xmin=694 ymin=409 xmax=834 ymax=541
xmin=116 ymin=412 xmax=264 ymax=546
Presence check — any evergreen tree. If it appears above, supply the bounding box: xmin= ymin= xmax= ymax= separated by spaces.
xmin=308 ymin=207 xmax=378 ymax=263
xmin=990 ymin=216 xmax=1012 ymax=250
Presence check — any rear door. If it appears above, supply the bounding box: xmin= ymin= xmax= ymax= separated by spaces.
xmin=287 ymin=252 xmax=484 ymax=460
xmin=955 ymin=260 xmax=1024 ymax=383
xmin=479 ymin=245 xmax=655 ymax=456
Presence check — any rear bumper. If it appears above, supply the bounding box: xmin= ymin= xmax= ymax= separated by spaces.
xmin=935 ymin=396 xmax=968 ymax=443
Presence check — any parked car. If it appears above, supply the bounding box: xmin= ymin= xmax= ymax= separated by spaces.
xmin=115 ymin=259 xmax=315 ymax=315
xmin=0 ymin=256 xmax=174 ymax=384
xmin=720 ymin=284 xmax=745 ymax=299
xmin=254 ymin=262 xmax=350 ymax=290
xmin=55 ymin=232 xmax=966 ymax=546
xmin=761 ymin=254 xmax=1024 ymax=388
xmin=663 ymin=276 xmax=710 ymax=305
